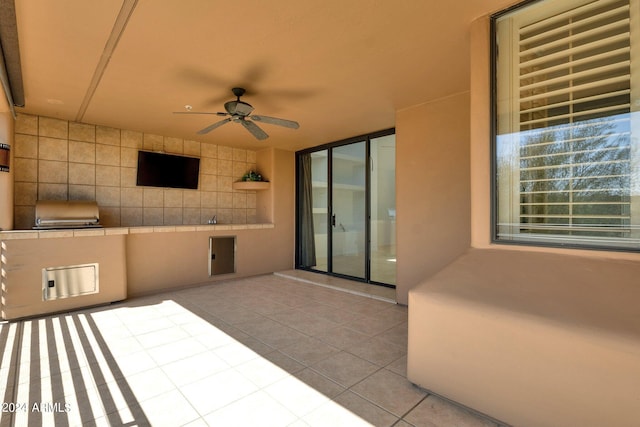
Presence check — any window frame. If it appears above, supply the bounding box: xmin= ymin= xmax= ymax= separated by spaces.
xmin=489 ymin=0 xmax=640 ymax=253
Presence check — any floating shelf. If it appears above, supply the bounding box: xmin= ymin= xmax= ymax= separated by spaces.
xmin=233 ymin=181 xmax=270 ymax=191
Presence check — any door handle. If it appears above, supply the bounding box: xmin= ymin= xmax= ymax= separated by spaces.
xmin=332 ymin=214 xmax=336 ymax=227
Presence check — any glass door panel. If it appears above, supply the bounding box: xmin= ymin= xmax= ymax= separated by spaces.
xmin=370 ymin=135 xmax=396 ymax=285
xmin=296 ymin=129 xmax=396 ymax=288
xmin=331 ymin=142 xmax=367 ymax=279
xmin=310 ymin=151 xmax=328 ymax=272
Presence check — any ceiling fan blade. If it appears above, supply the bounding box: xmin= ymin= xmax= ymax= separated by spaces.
xmin=250 ymin=115 xmax=299 ymax=129
xmin=240 ymin=119 xmax=269 ymax=140
xmin=197 ymin=117 xmax=232 ymax=135
xmin=173 ymin=111 xmax=228 ymax=116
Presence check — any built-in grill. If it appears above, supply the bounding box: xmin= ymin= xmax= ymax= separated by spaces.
xmin=33 ymin=200 xmax=101 ymax=230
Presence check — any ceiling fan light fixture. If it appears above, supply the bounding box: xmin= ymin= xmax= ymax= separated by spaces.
xmin=224 ymin=100 xmax=254 ymax=116
xmin=182 ymin=87 xmax=299 ymax=140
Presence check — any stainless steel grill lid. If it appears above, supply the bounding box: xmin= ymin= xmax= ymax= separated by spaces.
xmin=34 ymin=200 xmax=100 ymax=229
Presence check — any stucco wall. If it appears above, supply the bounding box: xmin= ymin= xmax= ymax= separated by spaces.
xmin=396 ymin=92 xmax=471 ymax=304
xmin=0 ymin=86 xmax=13 ymax=230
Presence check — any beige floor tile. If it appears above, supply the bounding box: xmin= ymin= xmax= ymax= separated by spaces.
xmin=262 ymin=350 xmax=306 ymax=374
xmin=210 ymin=305 xmax=269 ymax=325
xmin=233 ymin=335 xmax=276 ymax=355
xmin=182 ymin=322 xmax=239 ymax=347
xmin=334 ymin=390 xmax=399 ymax=427
xmin=269 ymin=309 xmax=340 ymax=336
xmin=293 ymin=368 xmax=345 ymax=399
xmin=136 ymin=389 xmax=200 ymax=426
xmin=203 ymin=390 xmax=298 ymax=427
xmin=235 ymin=317 xmax=309 ymax=349
xmin=195 ymin=324 xmax=250 ymax=350
xmin=265 ymin=375 xmax=331 ymax=418
xmin=115 ymin=367 xmax=175 ymax=402
xmin=161 ymin=352 xmax=229 ymax=387
xmin=348 ymin=314 xmax=404 ymax=337
xmin=302 ymin=399 xmax=376 ymax=427
xmin=297 ymin=301 xmax=341 ymax=321
xmin=315 ymin=325 xmax=370 ymax=349
xmin=146 ymin=337 xmax=208 ymax=366
xmin=311 ymin=351 xmax=379 ymax=388
xmin=213 ymin=341 xmax=260 ymax=367
xmin=180 ymin=369 xmax=259 ymax=415
xmin=113 ymin=350 xmax=158 ymax=377
xmin=404 ymin=395 xmax=499 ymax=427
xmin=98 ymin=335 xmax=144 ymax=357
xmin=386 ymin=355 xmax=408 ymax=377
xmin=247 ymin=298 xmax=293 ymax=316
xmin=346 ymin=335 xmax=406 ymax=367
xmin=135 ymin=325 xmax=190 ymax=349
xmin=235 ymin=356 xmax=290 ymax=388
xmin=281 ymin=336 xmax=340 ymax=366
xmin=96 ymin=378 xmax=148 ymax=421
xmin=323 ymin=308 xmax=366 ymax=325
xmin=375 ymin=321 xmax=408 ymax=348
xmin=350 ymin=300 xmax=395 ymax=317
xmin=350 ymin=369 xmax=427 ymax=417
xmin=123 ymin=316 xmax=176 ymax=336
xmin=181 ymin=418 xmax=208 ymax=427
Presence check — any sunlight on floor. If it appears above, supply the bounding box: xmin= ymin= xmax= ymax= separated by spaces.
xmin=2 ymin=300 xmax=375 ymax=426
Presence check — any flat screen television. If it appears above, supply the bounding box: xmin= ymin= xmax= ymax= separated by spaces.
xmin=136 ymin=151 xmax=200 ymax=189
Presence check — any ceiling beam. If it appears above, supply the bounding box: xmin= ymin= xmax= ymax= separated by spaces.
xmin=75 ymin=0 xmax=138 ymax=122
xmin=0 ymin=0 xmax=24 ymax=115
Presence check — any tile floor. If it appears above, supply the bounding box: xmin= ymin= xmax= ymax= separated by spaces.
xmin=274 ymin=270 xmax=396 ymax=303
xmin=0 ymin=273 xmax=501 ymax=427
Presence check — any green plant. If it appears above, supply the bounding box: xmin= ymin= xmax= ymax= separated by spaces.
xmin=242 ymin=170 xmax=264 ymax=182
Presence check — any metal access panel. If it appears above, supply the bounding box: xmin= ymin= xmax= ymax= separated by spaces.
xmin=42 ymin=263 xmax=99 ymax=301
xmin=209 ymin=236 xmax=236 ymax=276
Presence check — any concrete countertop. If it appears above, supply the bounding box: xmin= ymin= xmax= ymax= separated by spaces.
xmin=0 ymin=223 xmax=275 ymax=240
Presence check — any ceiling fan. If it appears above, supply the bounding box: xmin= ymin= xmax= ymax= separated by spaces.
xmin=175 ymin=87 xmax=299 ymax=140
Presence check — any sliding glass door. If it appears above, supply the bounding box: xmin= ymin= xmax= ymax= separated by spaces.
xmin=296 ymin=129 xmax=396 ymax=287
xmin=370 ymin=134 xmax=396 ymax=284
xmin=331 ymin=141 xmax=367 ymax=279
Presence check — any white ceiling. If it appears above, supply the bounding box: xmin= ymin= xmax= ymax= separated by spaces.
xmin=13 ymin=0 xmax=515 ymax=151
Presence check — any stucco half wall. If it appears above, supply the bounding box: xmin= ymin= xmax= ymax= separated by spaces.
xmin=408 ymin=248 xmax=640 ymax=427
xmin=395 ymin=92 xmax=471 ymax=304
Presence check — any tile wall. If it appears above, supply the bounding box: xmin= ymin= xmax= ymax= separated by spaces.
xmin=12 ymin=114 xmax=258 ymax=229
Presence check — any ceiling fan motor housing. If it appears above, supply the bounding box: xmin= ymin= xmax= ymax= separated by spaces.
xmin=185 ymin=87 xmax=299 ymax=139
xmin=225 ymin=100 xmax=254 ymax=116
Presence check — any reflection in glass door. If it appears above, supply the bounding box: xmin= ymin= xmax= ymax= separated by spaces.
xmin=331 ymin=142 xmax=367 ymax=279
xmin=370 ymin=135 xmax=396 ymax=285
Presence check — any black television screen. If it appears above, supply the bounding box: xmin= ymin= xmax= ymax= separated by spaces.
xmin=136 ymin=151 xmax=200 ymax=189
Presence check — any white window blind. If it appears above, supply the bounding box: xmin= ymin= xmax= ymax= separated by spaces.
xmin=494 ymin=0 xmax=640 ymax=249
